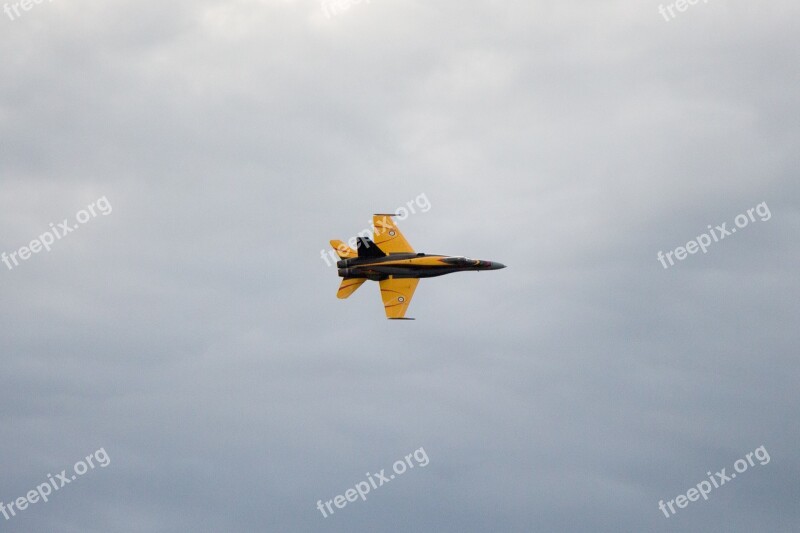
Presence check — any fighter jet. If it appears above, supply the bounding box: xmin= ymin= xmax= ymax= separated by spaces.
xmin=330 ymin=215 xmax=506 ymax=319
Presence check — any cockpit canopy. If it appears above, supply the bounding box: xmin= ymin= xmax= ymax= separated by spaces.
xmin=443 ymin=256 xmax=479 ymax=266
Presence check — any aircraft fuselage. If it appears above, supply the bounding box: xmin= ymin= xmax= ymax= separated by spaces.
xmin=337 ymin=253 xmax=506 ymax=280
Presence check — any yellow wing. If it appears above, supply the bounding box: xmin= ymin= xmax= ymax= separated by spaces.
xmin=373 ymin=215 xmax=414 ymax=254
xmin=379 ymin=277 xmax=419 ymax=319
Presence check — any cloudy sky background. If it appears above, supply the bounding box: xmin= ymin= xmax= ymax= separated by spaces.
xmin=1 ymin=0 xmax=798 ymax=531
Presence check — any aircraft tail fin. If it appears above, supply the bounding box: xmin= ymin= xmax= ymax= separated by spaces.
xmin=357 ymin=237 xmax=387 ymax=259
xmin=337 ymin=278 xmax=366 ymax=299
xmin=330 ymin=240 xmax=358 ymax=259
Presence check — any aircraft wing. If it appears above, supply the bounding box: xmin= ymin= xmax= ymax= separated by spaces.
xmin=373 ymin=215 xmax=414 ymax=254
xmin=379 ymin=277 xmax=419 ymax=319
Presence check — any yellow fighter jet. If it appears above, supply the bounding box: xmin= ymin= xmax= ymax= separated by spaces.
xmin=330 ymin=215 xmax=506 ymax=320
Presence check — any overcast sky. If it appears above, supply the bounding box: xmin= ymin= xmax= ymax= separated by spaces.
xmin=1 ymin=0 xmax=798 ymax=531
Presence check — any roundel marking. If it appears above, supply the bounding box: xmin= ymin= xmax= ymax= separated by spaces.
xmin=388 ymin=230 xmax=396 ymax=236
xmin=398 ymin=296 xmax=405 ymax=303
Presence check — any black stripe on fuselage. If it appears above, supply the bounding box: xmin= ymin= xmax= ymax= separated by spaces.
xmin=338 ymin=254 xmax=472 ymax=279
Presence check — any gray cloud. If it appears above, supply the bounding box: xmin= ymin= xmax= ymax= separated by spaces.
xmin=1 ymin=0 xmax=798 ymax=531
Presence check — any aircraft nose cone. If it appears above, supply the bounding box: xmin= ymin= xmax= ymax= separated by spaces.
xmin=490 ymin=262 xmax=506 ymax=270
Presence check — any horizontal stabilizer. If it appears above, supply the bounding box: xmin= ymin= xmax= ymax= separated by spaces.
xmin=337 ymin=278 xmax=366 ymax=299
xmin=330 ymin=240 xmax=357 ymax=259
